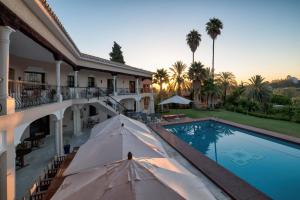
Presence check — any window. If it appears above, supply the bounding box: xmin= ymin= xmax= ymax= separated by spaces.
xmin=107 ymin=79 xmax=114 ymax=94
xmin=88 ymin=77 xmax=95 ymax=87
xmin=24 ymin=72 xmax=45 ymax=83
xmin=67 ymin=75 xmax=75 ymax=87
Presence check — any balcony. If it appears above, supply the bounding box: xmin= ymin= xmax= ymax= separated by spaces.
xmin=7 ymin=81 xmax=126 ymax=113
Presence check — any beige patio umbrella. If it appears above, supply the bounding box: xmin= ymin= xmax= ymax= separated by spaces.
xmin=52 ymin=154 xmax=215 ymax=200
xmin=64 ymin=124 xmax=167 ymax=176
xmin=90 ymin=114 xmax=151 ymax=138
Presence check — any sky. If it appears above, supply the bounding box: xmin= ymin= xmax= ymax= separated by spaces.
xmin=48 ymin=0 xmax=300 ymax=82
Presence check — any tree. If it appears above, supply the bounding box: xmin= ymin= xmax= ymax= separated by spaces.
xmin=216 ymin=72 xmax=237 ymax=105
xmin=203 ymin=76 xmax=220 ymax=109
xmin=247 ymin=75 xmax=271 ymax=102
xmin=226 ymin=84 xmax=246 ymax=107
xmin=169 ymin=61 xmax=189 ymax=96
xmin=206 ymin=18 xmax=223 ymax=77
xmin=188 ymin=62 xmax=206 ymax=106
xmin=186 ymin=30 xmax=201 ymax=63
xmin=109 ymin=41 xmax=125 ymax=64
xmin=152 ymin=68 xmax=169 ymax=94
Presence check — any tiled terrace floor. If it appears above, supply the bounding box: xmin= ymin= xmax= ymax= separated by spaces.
xmin=16 ymin=129 xmax=91 ymax=200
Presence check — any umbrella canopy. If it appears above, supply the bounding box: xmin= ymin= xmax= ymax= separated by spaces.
xmin=159 ymin=95 xmax=192 ymax=105
xmin=52 ymin=157 xmax=215 ymax=200
xmin=64 ymin=125 xmax=167 ymax=176
xmin=90 ymin=114 xmax=151 ymax=139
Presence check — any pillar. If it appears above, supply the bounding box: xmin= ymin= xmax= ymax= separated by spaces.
xmin=73 ymin=105 xmax=82 ymax=136
xmin=0 ymin=128 xmax=15 ymax=200
xmin=0 ymin=26 xmax=15 ymax=115
xmin=149 ymin=95 xmax=155 ymax=114
xmin=135 ymin=97 xmax=141 ymax=112
xmin=113 ymin=75 xmax=117 ymax=96
xmin=135 ymin=78 xmax=139 ymax=95
xmin=56 ymin=60 xmax=62 ymax=102
xmin=55 ymin=119 xmax=63 ymax=156
xmin=74 ymin=71 xmax=79 ymax=98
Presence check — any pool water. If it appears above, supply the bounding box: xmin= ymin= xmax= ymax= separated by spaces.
xmin=164 ymin=120 xmax=300 ymax=200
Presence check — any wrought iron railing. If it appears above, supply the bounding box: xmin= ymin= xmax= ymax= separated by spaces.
xmin=8 ymin=80 xmax=58 ymax=110
xmin=117 ymin=88 xmax=136 ymax=95
xmin=7 ymin=80 xmax=128 ymax=114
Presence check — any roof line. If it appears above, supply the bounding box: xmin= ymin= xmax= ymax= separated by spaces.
xmin=38 ymin=0 xmax=153 ymax=75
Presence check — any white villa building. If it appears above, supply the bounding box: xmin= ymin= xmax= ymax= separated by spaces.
xmin=0 ymin=0 xmax=154 ymax=199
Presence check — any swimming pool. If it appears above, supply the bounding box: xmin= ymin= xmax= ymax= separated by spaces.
xmin=164 ymin=120 xmax=300 ymax=200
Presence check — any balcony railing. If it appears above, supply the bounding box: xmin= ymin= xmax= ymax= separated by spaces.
xmin=7 ymin=80 xmax=128 ymax=114
xmin=9 ymin=80 xmax=58 ymax=110
xmin=117 ymin=88 xmax=136 ymax=95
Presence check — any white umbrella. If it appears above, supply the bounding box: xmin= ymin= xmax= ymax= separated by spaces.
xmin=52 ymin=155 xmax=215 ymax=200
xmin=159 ymin=95 xmax=192 ymax=105
xmin=64 ymin=124 xmax=167 ymax=176
xmin=90 ymin=114 xmax=151 ymax=139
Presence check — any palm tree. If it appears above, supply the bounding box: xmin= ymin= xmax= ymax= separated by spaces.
xmin=247 ymin=75 xmax=270 ymax=102
xmin=186 ymin=30 xmax=201 ymax=63
xmin=206 ymin=18 xmax=223 ymax=77
xmin=169 ymin=61 xmax=189 ymax=96
xmin=216 ymin=72 xmax=237 ymax=105
xmin=153 ymin=68 xmax=169 ymax=94
xmin=188 ymin=62 xmax=206 ymax=106
xmin=203 ymin=76 xmax=221 ymax=109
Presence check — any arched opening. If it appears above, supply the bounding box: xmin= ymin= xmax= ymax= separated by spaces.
xmin=141 ymin=97 xmax=150 ymax=113
xmin=16 ymin=114 xmax=57 ymax=199
xmin=120 ymin=98 xmax=136 ymax=112
xmin=89 ymin=105 xmax=97 ymax=116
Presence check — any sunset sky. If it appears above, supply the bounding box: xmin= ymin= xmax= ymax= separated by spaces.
xmin=48 ymin=0 xmax=300 ymax=82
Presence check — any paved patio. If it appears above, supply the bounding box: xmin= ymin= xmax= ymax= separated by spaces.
xmin=16 ymin=122 xmax=230 ymax=200
xmin=16 ymin=129 xmax=91 ymax=200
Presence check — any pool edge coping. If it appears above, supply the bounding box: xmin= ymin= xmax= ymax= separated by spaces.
xmin=149 ymin=117 xmax=275 ymax=200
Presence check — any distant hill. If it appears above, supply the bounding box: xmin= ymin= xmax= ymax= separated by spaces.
xmin=269 ymin=75 xmax=300 ymax=89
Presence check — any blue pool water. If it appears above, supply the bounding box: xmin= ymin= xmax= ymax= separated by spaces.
xmin=164 ymin=120 xmax=300 ymax=200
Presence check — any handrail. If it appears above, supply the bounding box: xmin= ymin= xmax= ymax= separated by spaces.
xmin=97 ymin=87 xmax=127 ymax=113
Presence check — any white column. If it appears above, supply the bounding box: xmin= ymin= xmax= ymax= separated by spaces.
xmin=74 ymin=70 xmax=79 ymax=98
xmin=135 ymin=97 xmax=141 ymax=112
xmin=135 ymin=78 xmax=139 ymax=95
xmin=0 ymin=26 xmax=15 ymax=115
xmin=56 ymin=60 xmax=62 ymax=102
xmin=113 ymin=75 xmax=117 ymax=96
xmin=73 ymin=105 xmax=82 ymax=136
xmin=149 ymin=95 xmax=155 ymax=113
xmin=55 ymin=119 xmax=63 ymax=156
xmin=0 ymin=128 xmax=15 ymax=200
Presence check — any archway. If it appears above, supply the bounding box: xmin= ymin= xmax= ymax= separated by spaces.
xmin=15 ymin=114 xmax=58 ymax=199
xmin=119 ymin=98 xmax=136 ymax=112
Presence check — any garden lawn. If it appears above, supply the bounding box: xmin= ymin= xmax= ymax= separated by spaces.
xmin=169 ymin=109 xmax=300 ymax=138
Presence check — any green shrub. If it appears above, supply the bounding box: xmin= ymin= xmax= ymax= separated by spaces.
xmin=271 ymin=94 xmax=291 ymax=105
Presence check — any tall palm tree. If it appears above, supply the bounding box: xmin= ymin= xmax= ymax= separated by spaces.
xmin=206 ymin=18 xmax=223 ymax=77
xmin=153 ymin=68 xmax=169 ymax=94
xmin=188 ymin=62 xmax=206 ymax=106
xmin=247 ymin=75 xmax=270 ymax=102
xmin=186 ymin=30 xmax=201 ymax=63
xmin=216 ymin=72 xmax=237 ymax=105
xmin=169 ymin=61 xmax=189 ymax=96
